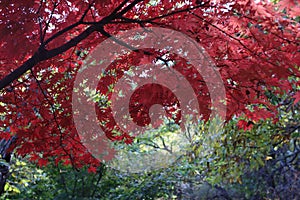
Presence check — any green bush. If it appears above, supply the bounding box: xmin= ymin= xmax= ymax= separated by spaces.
xmin=2 ymin=101 xmax=299 ymax=199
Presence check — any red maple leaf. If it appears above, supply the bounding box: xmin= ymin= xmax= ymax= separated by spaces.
xmin=293 ymin=91 xmax=300 ymax=104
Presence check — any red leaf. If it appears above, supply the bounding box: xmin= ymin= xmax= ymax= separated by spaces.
xmin=58 ymin=66 xmax=67 ymax=73
xmin=38 ymin=158 xmax=48 ymax=167
xmin=293 ymin=91 xmax=300 ymax=104
xmin=237 ymin=120 xmax=254 ymax=131
xmin=88 ymin=166 xmax=97 ymax=173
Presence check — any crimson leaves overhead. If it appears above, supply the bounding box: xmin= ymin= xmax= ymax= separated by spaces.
xmin=0 ymin=0 xmax=299 ymax=170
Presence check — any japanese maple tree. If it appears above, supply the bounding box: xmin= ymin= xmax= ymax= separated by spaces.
xmin=0 ymin=0 xmax=299 ymax=193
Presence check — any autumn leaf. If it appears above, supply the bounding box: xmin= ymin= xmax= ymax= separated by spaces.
xmin=293 ymin=91 xmax=300 ymax=104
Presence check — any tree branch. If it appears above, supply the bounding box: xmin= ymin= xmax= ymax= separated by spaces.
xmin=0 ymin=0 xmax=144 ymax=90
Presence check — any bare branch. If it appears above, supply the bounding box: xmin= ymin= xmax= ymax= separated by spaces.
xmin=43 ymin=1 xmax=59 ymax=44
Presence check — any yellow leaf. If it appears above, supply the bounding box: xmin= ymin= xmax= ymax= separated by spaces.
xmin=237 ymin=177 xmax=243 ymax=184
xmin=265 ymin=156 xmax=273 ymax=161
xmin=12 ymin=186 xmax=21 ymax=193
xmin=4 ymin=183 xmax=9 ymax=191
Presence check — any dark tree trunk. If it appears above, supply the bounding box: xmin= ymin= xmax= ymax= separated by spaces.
xmin=0 ymin=136 xmax=16 ymax=195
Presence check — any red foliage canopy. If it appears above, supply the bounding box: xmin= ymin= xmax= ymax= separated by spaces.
xmin=0 ymin=0 xmax=299 ymax=169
